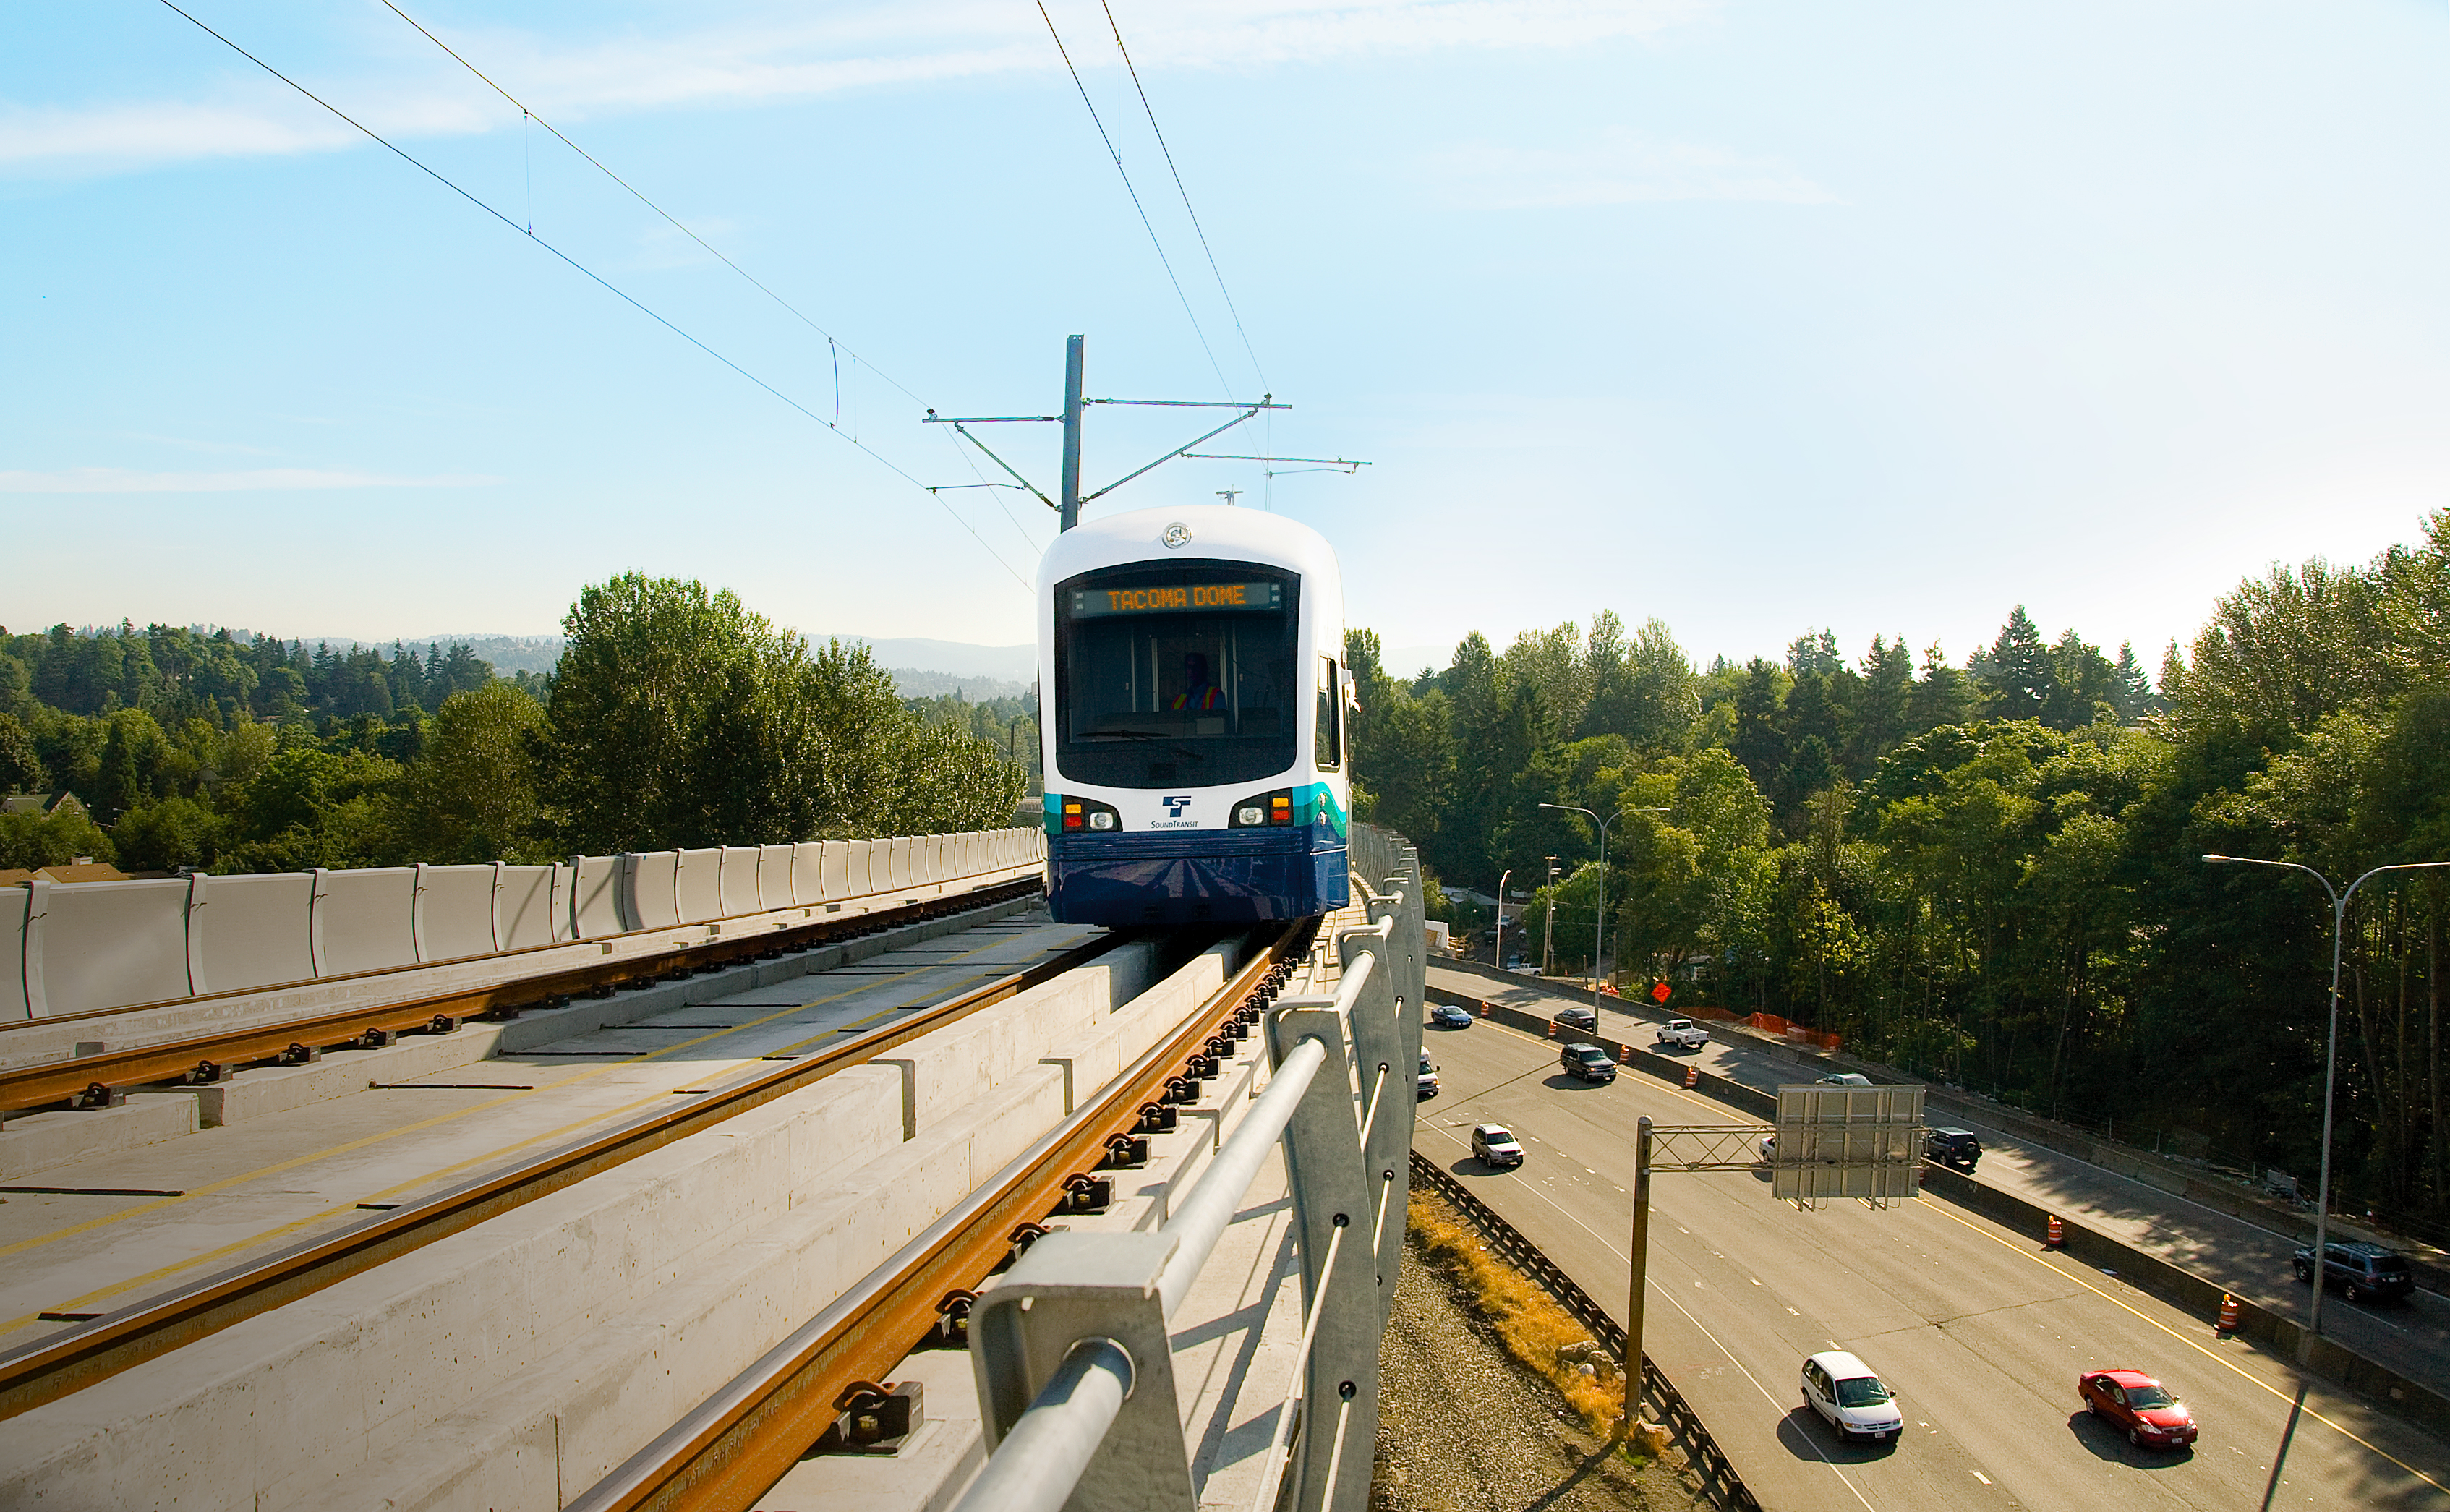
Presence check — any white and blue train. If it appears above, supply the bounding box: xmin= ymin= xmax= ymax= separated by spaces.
xmin=1038 ymin=505 xmax=1352 ymax=926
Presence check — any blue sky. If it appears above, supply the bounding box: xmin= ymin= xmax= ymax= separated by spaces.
xmin=4 ymin=1 xmax=2443 ymax=678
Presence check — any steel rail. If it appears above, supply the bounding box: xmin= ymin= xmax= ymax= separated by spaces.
xmin=0 ymin=913 xmax=1117 ymax=1422
xmin=0 ymin=877 xmax=1041 ymax=1113
xmin=568 ymin=918 xmax=1316 ymax=1512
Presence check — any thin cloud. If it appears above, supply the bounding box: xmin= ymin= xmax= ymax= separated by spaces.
xmin=3 ymin=2 xmax=1710 ymax=175
xmin=1426 ymin=128 xmax=1834 ymax=208
xmin=0 ymin=468 xmax=499 ymax=493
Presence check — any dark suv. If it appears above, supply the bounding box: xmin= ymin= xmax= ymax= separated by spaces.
xmin=1925 ymin=1127 xmax=1981 ymax=1172
xmin=2295 ymin=1241 xmax=2415 ymax=1303
xmin=1560 ymin=1043 xmax=1617 ymax=1082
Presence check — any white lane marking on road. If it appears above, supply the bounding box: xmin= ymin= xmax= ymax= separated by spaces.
xmin=1971 ymin=1472 xmax=1992 ymax=1485
xmin=1420 ymin=1122 xmax=1882 ymax=1512
xmin=1921 ymin=1200 xmax=2450 ymax=1495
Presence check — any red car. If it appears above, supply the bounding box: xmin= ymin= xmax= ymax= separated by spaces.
xmin=2080 ymin=1370 xmax=2198 ymax=1449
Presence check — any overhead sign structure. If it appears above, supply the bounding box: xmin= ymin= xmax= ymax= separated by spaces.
xmin=1768 ymin=1085 xmax=1926 ymax=1209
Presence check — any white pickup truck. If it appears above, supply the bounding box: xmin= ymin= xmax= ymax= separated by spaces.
xmin=1655 ymin=1017 xmax=1710 ymax=1050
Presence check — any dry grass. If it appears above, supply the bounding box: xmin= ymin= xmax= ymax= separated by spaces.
xmin=1407 ymin=1188 xmax=1626 ymax=1435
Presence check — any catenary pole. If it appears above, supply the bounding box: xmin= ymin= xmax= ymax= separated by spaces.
xmin=1059 ymin=334 xmax=1085 ymax=531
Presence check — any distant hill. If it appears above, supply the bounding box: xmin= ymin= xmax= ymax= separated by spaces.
xmin=891 ymin=669 xmax=1033 ymax=702
xmin=821 ymin=636 xmax=1036 ymax=681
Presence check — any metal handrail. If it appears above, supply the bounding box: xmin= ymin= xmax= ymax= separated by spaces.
xmin=968 ymin=954 xmax=1376 ymax=1510
xmin=948 ymin=1339 xmax=1136 ymax=1512
xmin=1155 ymin=1034 xmax=1328 ymax=1315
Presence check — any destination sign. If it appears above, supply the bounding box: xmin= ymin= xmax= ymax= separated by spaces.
xmin=1071 ymin=581 xmax=1283 ymax=617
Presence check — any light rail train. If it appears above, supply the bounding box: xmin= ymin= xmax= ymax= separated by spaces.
xmin=1038 ymin=505 xmax=1352 ymax=926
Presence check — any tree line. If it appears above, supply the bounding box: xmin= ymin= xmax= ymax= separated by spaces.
xmin=0 ymin=575 xmax=1027 ymax=874
xmin=1348 ymin=512 xmax=2450 ymax=1236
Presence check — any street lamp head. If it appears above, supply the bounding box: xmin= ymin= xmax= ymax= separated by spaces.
xmin=2202 ymin=853 xmax=2230 ymax=863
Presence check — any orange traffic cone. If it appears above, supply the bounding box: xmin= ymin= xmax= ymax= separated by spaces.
xmin=2217 ymin=1294 xmax=2240 ymax=1335
xmin=2046 ymin=1215 xmax=2065 ymax=1249
xmin=1547 ymin=1020 xmax=1558 ymax=1039
xmin=1683 ymin=1064 xmax=1699 ymax=1089
xmin=1479 ymin=1002 xmax=1490 ymax=1017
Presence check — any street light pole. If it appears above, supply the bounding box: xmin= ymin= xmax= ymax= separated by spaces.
xmin=1541 ymin=804 xmax=1668 ymax=1015
xmin=2203 ymin=853 xmax=2450 ymax=1340
xmin=1493 ymin=868 xmax=1512 ymax=969
xmin=1543 ymin=856 xmax=1560 ymax=977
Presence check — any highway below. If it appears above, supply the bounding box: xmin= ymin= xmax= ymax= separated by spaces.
xmin=1429 ymin=964 xmax=2450 ymax=1400
xmin=1414 ymin=1009 xmax=2450 ymax=1511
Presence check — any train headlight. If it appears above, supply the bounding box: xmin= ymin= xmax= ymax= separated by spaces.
xmin=1231 ymin=790 xmax=1297 ymax=827
xmin=1053 ymin=795 xmax=1123 ymax=834
xmin=1089 ymin=811 xmax=1116 ymax=831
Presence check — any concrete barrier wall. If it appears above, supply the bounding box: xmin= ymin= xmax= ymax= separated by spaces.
xmin=497 ymin=866 xmax=559 ymax=952
xmin=756 ymin=845 xmax=792 ymax=910
xmin=674 ymin=848 xmax=721 ymax=926
xmin=420 ymin=865 xmax=500 ymax=962
xmin=0 ymin=829 xmax=1039 ymax=1023
xmin=1 ymin=887 xmax=28 ymax=1022
xmin=717 ymin=847 xmax=759 ymax=918
xmin=31 ymin=878 xmax=195 ymax=1017
xmin=625 ymin=853 xmax=680 ymax=933
xmin=316 ymin=868 xmax=419 ymax=978
xmin=571 ymin=855 xmax=625 ymax=939
xmin=200 ymin=871 xmax=316 ymax=996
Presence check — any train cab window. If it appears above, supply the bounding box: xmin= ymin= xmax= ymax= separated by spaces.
xmin=1054 ymin=563 xmax=1299 ymax=788
xmin=1314 ymin=656 xmax=1341 ymax=771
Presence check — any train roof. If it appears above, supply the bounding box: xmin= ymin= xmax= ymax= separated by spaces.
xmin=1036 ymin=505 xmax=1340 ymax=591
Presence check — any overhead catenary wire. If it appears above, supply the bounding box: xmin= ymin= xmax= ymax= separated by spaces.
xmin=156 ymin=0 xmax=1032 ymax=592
xmin=1098 ymin=1 xmax=1266 ymax=393
xmin=374 ymin=0 xmax=932 ymax=415
xmin=1036 ymin=1 xmax=1234 ymax=397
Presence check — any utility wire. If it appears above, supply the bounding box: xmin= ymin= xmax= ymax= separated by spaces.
xmin=375 ymin=0 xmax=932 ymax=412
xmin=155 ymin=0 xmax=1033 ymax=592
xmin=1036 ymin=1 xmax=1234 ymax=396
xmin=1098 ymin=1 xmax=1265 ymax=392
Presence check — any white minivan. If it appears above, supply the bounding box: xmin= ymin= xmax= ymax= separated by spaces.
xmin=1801 ymin=1351 xmax=1904 ymax=1443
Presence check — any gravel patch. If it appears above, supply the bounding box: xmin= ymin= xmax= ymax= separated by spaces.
xmin=1373 ymin=1228 xmax=1712 ymax=1512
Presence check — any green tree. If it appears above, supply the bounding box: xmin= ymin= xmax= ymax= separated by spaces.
xmin=405 ymin=683 xmax=549 ymax=863
xmin=0 ymin=712 xmax=42 ymax=792
xmin=114 ymin=795 xmax=224 ymax=872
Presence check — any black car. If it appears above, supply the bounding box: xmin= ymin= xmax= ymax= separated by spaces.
xmin=2294 ymin=1240 xmax=2415 ymax=1303
xmin=1555 ymin=1006 xmax=1598 ymax=1034
xmin=1560 ymin=1042 xmax=1617 ymax=1082
xmin=1925 ymin=1128 xmax=1981 ymax=1171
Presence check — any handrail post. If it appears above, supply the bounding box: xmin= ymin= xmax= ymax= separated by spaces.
xmin=1335 ymin=919 xmax=1408 ymax=1334
xmin=1265 ymin=988 xmax=1379 ymax=1512
xmin=968 ymin=1231 xmax=1192 ymax=1510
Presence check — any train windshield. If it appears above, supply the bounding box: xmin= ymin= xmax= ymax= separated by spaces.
xmin=1055 ymin=562 xmax=1299 ymax=788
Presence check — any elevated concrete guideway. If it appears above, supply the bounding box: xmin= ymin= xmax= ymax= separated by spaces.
xmin=1427 ymin=962 xmax=2450 ymax=1406
xmin=1415 ymin=1012 xmax=2450 ymax=1511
